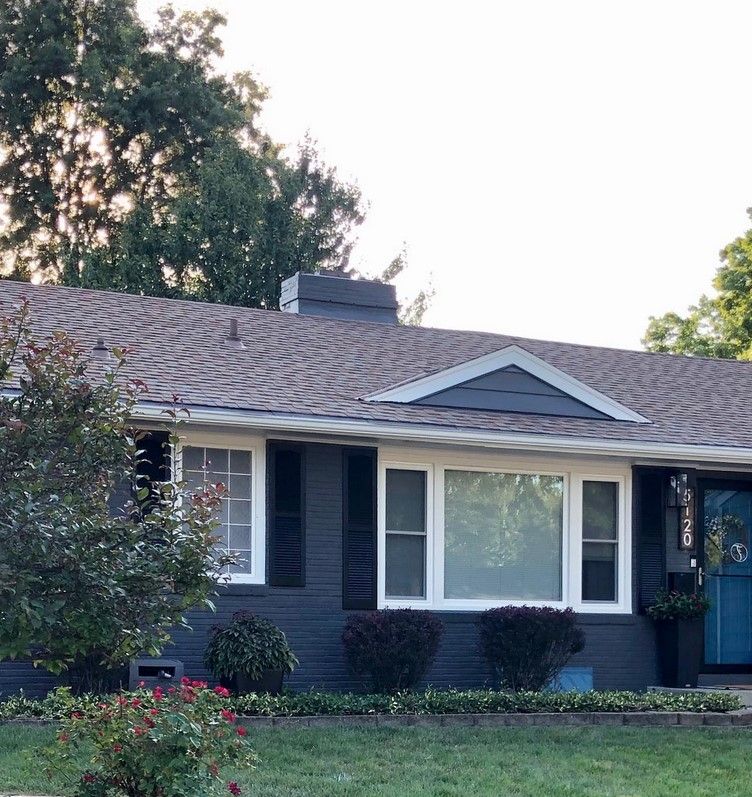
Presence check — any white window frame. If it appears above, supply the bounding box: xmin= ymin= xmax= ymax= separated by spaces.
xmin=378 ymin=447 xmax=631 ymax=614
xmin=175 ymin=430 xmax=266 ymax=585
xmin=570 ymin=474 xmax=628 ymax=610
xmin=378 ymin=462 xmax=434 ymax=606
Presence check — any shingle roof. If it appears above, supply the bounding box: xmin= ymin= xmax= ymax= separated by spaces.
xmin=2 ymin=278 xmax=752 ymax=450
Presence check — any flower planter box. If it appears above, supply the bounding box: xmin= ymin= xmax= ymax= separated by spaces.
xmin=655 ymin=617 xmax=703 ymax=688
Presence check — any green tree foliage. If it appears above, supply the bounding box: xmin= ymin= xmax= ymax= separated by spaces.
xmin=0 ymin=1 xmax=418 ymax=314
xmin=0 ymin=302 xmax=230 ymax=677
xmin=643 ymin=207 xmax=752 ymax=359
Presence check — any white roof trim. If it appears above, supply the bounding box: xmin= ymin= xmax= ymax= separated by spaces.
xmin=362 ymin=344 xmax=649 ymax=424
xmin=133 ymin=403 xmax=752 ymax=465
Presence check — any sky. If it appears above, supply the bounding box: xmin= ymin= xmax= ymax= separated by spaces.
xmin=139 ymin=0 xmax=752 ymax=350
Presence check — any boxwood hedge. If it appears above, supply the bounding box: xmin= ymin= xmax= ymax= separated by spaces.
xmin=0 ymin=686 xmax=741 ymax=721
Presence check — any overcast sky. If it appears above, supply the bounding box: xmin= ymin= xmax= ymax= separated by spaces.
xmin=139 ymin=0 xmax=752 ymax=349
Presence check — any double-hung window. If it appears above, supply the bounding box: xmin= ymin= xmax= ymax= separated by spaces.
xmin=380 ymin=451 xmax=629 ymax=613
xmin=581 ymin=479 xmax=620 ymax=603
xmin=179 ymin=435 xmax=265 ymax=584
xmin=384 ymin=467 xmax=430 ymax=600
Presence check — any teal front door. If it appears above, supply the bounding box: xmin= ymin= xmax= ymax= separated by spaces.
xmin=703 ymin=486 xmax=752 ymax=666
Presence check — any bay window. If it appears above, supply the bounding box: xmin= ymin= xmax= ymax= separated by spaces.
xmin=380 ymin=453 xmax=629 ymax=613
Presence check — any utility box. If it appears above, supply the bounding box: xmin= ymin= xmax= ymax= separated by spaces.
xmin=129 ymin=658 xmax=184 ymax=690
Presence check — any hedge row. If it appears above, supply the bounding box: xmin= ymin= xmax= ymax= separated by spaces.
xmin=0 ymin=687 xmax=741 ymax=720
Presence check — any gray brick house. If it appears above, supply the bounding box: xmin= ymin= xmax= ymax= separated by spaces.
xmin=2 ymin=271 xmax=752 ymax=695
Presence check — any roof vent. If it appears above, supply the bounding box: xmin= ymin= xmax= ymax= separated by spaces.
xmin=226 ymin=318 xmax=245 ymax=349
xmin=92 ymin=337 xmax=110 ymax=359
xmin=280 ymin=271 xmax=398 ymax=324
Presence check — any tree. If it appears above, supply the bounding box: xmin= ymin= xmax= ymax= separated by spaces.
xmin=0 ymin=1 xmax=429 ymax=319
xmin=643 ymin=207 xmax=752 ymax=359
xmin=0 ymin=301 xmax=230 ymax=685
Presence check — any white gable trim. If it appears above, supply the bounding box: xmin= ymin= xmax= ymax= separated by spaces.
xmin=362 ymin=345 xmax=649 ymax=424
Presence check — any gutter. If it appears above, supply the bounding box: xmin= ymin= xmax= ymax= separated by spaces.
xmin=133 ymin=402 xmax=752 ymax=466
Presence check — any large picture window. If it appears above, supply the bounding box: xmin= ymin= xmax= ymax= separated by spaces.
xmin=444 ymin=470 xmax=563 ymax=601
xmin=379 ymin=452 xmax=630 ymax=613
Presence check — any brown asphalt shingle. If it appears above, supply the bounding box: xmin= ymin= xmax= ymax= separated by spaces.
xmin=2 ymin=279 xmax=752 ymax=450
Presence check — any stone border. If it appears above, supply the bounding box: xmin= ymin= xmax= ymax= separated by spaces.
xmin=3 ymin=711 xmax=751 ymax=730
xmin=236 ymin=710 xmax=752 ymax=729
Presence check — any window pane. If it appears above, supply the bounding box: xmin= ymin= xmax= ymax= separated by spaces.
xmin=444 ymin=470 xmax=563 ymax=600
xmin=386 ymin=534 xmax=426 ymax=598
xmin=182 ymin=446 xmax=205 ymax=470
xmin=205 ymin=448 xmax=229 ymax=475
xmin=229 ymin=525 xmax=252 ymax=550
xmin=229 ymin=500 xmax=252 ymax=525
xmin=582 ymin=542 xmax=617 ymax=601
xmin=583 ymin=481 xmax=618 ymax=541
xmin=229 ymin=473 xmax=252 ymax=498
xmin=386 ymin=470 xmax=426 ymax=532
xmin=229 ymin=551 xmax=252 ymax=574
xmin=230 ymin=450 xmax=251 ymax=472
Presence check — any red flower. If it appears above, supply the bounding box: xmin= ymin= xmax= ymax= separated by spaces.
xmin=138 ymin=680 xmax=146 ymax=688
xmin=168 ymin=686 xmax=177 ymax=694
xmin=150 ymin=708 xmax=159 ymax=716
xmin=131 ymin=698 xmax=142 ymax=708
xmin=153 ymin=686 xmax=164 ymax=701
xmin=214 ymin=686 xmax=231 ymax=698
xmin=82 ymin=773 xmax=96 ymax=783
xmin=192 ymin=680 xmax=208 ymax=689
xmin=236 ymin=725 xmax=247 ymax=737
xmin=58 ymin=732 xmax=69 ymax=743
xmin=113 ymin=744 xmax=122 ymax=753
xmin=133 ymin=726 xmax=146 ymax=736
xmin=71 ymin=711 xmax=82 ymax=719
xmin=143 ymin=716 xmax=156 ymax=728
xmin=221 ymin=709 xmax=237 ymax=723
xmin=228 ymin=782 xmax=242 ymax=795
xmin=181 ymin=676 xmax=192 ymax=686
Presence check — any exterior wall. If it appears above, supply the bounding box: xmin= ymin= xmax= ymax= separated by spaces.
xmin=0 ymin=440 xmax=659 ymax=697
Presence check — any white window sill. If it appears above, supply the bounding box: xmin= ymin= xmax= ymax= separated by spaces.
xmin=381 ymin=598 xmax=632 ymax=615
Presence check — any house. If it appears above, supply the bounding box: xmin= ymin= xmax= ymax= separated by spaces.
xmin=2 ymin=271 xmax=752 ymax=695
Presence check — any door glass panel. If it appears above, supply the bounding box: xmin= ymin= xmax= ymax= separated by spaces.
xmin=704 ymin=488 xmax=752 ymax=665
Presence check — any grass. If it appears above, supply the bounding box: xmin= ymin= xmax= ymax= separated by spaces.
xmin=1 ymin=723 xmax=750 ymax=796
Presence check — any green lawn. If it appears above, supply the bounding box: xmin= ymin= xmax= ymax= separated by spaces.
xmin=0 ymin=724 xmax=750 ymax=796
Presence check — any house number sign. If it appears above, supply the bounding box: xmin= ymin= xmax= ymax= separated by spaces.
xmin=678 ymin=486 xmax=695 ymax=551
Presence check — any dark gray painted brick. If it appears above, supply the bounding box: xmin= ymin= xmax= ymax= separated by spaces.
xmin=0 ymin=441 xmax=659 ymax=697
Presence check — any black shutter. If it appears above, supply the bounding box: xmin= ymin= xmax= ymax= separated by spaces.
xmin=342 ymin=448 xmax=377 ymax=610
xmin=268 ymin=441 xmax=306 ymax=587
xmin=636 ymin=469 xmax=665 ymax=610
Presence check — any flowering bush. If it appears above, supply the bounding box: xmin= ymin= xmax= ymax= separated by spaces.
xmin=647 ymin=590 xmax=711 ymax=621
xmin=43 ymin=682 xmax=256 ymax=797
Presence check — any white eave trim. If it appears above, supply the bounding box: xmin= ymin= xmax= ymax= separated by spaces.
xmin=132 ymin=402 xmax=752 ymax=466
xmin=361 ymin=344 xmax=650 ymax=424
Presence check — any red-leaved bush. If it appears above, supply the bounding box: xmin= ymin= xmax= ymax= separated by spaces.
xmin=478 ymin=606 xmax=585 ymax=692
xmin=342 ymin=609 xmax=443 ymax=693
xmin=43 ymin=681 xmax=256 ymax=797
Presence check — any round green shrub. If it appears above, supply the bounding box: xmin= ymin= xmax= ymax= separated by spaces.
xmin=204 ymin=612 xmax=298 ymax=681
xmin=342 ymin=608 xmax=443 ymax=693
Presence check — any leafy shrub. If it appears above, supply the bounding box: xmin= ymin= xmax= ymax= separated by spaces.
xmin=204 ymin=612 xmax=298 ymax=682
xmin=342 ymin=609 xmax=444 ymax=693
xmin=42 ymin=683 xmax=256 ymax=797
xmin=0 ymin=686 xmax=740 ymax=720
xmin=478 ymin=606 xmax=585 ymax=691
xmin=647 ymin=590 xmax=710 ymax=621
